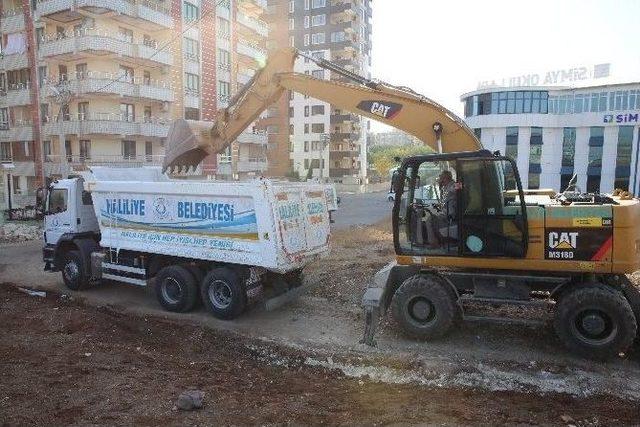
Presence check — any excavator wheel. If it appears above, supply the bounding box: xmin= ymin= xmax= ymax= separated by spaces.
xmin=391 ymin=274 xmax=459 ymax=340
xmin=554 ymin=283 xmax=637 ymax=360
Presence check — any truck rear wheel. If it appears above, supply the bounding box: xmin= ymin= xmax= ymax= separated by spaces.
xmin=155 ymin=265 xmax=199 ymax=313
xmin=391 ymin=274 xmax=459 ymax=340
xmin=201 ymin=268 xmax=246 ymax=320
xmin=61 ymin=250 xmax=89 ymax=291
xmin=554 ymin=284 xmax=637 ymax=360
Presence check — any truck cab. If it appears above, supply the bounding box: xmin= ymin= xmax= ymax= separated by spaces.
xmin=42 ymin=178 xmax=100 ymax=272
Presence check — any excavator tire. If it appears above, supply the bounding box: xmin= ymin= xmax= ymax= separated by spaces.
xmin=391 ymin=274 xmax=458 ymax=340
xmin=554 ymin=283 xmax=637 ymax=360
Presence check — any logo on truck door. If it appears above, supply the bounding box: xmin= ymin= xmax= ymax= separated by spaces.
xmin=356 ymin=100 xmax=403 ymax=119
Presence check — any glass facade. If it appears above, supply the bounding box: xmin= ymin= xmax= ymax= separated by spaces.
xmin=464 ymin=88 xmax=640 ymax=117
xmin=505 ymin=127 xmax=518 ymax=160
xmin=561 ymin=128 xmax=576 ymax=167
xmin=465 ymin=91 xmax=548 ymax=117
xmin=528 ymin=127 xmax=543 ymax=189
xmin=614 ymin=126 xmax=634 ymax=190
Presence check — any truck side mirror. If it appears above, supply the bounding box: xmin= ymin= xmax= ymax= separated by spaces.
xmin=391 ymin=170 xmax=402 ymax=193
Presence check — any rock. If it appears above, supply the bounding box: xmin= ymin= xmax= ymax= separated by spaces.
xmin=560 ymin=414 xmax=575 ymax=424
xmin=176 ymin=390 xmax=205 ymax=411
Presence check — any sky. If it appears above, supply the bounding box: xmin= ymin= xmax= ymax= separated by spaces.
xmin=369 ymin=0 xmax=640 ymax=132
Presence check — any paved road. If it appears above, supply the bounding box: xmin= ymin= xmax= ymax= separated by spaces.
xmin=332 ymin=190 xmax=392 ymax=229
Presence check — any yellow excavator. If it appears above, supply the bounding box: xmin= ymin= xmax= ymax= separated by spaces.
xmin=163 ymin=48 xmax=640 ymax=360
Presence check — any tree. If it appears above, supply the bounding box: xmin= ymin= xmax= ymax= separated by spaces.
xmin=368 ymin=145 xmax=434 ymax=178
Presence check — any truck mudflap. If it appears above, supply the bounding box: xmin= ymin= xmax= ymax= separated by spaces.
xmin=360 ymin=261 xmax=420 ymax=346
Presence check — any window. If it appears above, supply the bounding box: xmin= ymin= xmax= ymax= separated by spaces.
xmin=289 ymin=107 xmax=294 ymax=117
xmin=185 ymin=107 xmax=200 ymax=120
xmin=304 ymin=106 xmax=309 ymax=117
xmin=289 ymin=124 xmax=294 ymax=135
xmin=185 ymin=73 xmax=199 ymax=93
xmin=75 ymin=63 xmax=87 ymax=80
xmin=312 ymin=69 xmax=324 ymax=79
xmin=615 ymin=126 xmax=634 ymax=190
xmin=119 ymin=65 xmax=134 ymax=83
xmin=304 ymin=124 xmax=309 ymax=134
xmin=528 ymin=173 xmax=540 ymax=190
xmin=122 ymin=140 xmax=136 ymax=159
xmin=561 ymin=128 xmax=576 ymax=167
xmin=311 ymin=32 xmax=325 ymax=44
xmin=145 ymin=141 xmax=153 ymax=160
xmin=505 ymin=126 xmax=518 ymax=146
xmin=218 ymin=81 xmax=230 ymax=98
xmin=304 ymin=0 xmax=310 ymax=10
xmin=311 ymin=105 xmax=324 ymax=115
xmin=588 ymin=145 xmax=603 ymax=168
xmin=304 ymin=16 xmax=310 ymax=28
xmin=143 ymin=106 xmax=152 ymax=122
xmin=311 ymin=14 xmax=326 ymax=26
xmin=589 ymin=126 xmax=604 ymax=147
xmin=120 ymin=103 xmax=135 ymax=122
xmin=311 ymin=123 xmax=324 ymax=133
xmin=311 ymin=0 xmax=325 ymax=7
xmin=217 ymin=17 xmax=230 ymax=36
xmin=289 ymin=0 xmax=294 ymax=13
xmin=40 ymin=104 xmax=49 ymax=123
xmin=79 ymin=139 xmax=90 ymax=160
xmin=48 ymin=188 xmax=68 ymax=213
xmin=586 ymin=175 xmax=601 ymax=193
xmin=560 ymin=174 xmax=574 ymax=192
xmin=289 ymin=18 xmax=295 ymax=30
xmin=65 ymin=140 xmax=72 ymax=159
xmin=183 ymin=2 xmax=199 ymax=21
xmin=143 ymin=71 xmax=151 ymax=85
xmin=303 ymin=34 xmax=310 ymax=46
xmin=473 ymin=128 xmax=481 ymax=140
xmin=184 ymin=37 xmax=199 ymax=60
xmin=217 ymin=48 xmax=230 ymax=66
xmin=289 ymin=35 xmax=295 ymax=47
xmin=529 ymin=144 xmax=542 ymax=165
xmin=530 ymin=126 xmax=543 ymax=145
xmin=304 ymin=141 xmax=309 ymax=152
xmin=77 ymin=102 xmax=89 ymax=121
xmin=331 ymin=31 xmax=345 ymax=43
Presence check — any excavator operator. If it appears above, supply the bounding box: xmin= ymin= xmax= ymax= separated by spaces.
xmin=424 ymin=170 xmax=457 ymax=248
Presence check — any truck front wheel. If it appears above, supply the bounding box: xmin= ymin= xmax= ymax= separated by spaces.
xmin=201 ymin=268 xmax=246 ymax=320
xmin=391 ymin=274 xmax=459 ymax=340
xmin=61 ymin=250 xmax=89 ymax=291
xmin=554 ymin=284 xmax=637 ymax=360
xmin=155 ymin=265 xmax=199 ymax=313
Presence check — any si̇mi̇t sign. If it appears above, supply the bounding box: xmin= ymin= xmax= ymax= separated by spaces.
xmin=477 ymin=63 xmax=611 ymax=89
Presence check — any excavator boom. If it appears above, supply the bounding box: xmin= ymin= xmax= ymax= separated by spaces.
xmin=163 ymin=48 xmax=481 ymax=172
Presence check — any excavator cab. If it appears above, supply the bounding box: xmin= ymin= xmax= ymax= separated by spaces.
xmin=393 ymin=150 xmax=528 ymax=258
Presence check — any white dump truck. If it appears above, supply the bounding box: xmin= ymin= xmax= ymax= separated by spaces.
xmin=41 ymin=168 xmax=331 ymax=319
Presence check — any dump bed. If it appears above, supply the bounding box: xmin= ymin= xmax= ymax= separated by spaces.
xmin=85 ymin=178 xmax=331 ymax=273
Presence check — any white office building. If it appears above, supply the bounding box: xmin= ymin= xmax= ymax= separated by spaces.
xmin=461 ymin=82 xmax=640 ymax=194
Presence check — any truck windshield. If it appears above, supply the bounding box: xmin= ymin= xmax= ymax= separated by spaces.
xmin=48 ymin=188 xmax=68 ymax=213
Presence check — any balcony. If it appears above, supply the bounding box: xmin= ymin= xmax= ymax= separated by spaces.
xmin=43 ymin=76 xmax=173 ymax=103
xmin=36 ymin=0 xmax=173 ymax=31
xmin=0 ymin=9 xmax=25 ymax=33
xmin=329 ymin=150 xmax=358 ymax=160
xmin=237 ymin=158 xmax=267 ymax=173
xmin=237 ymin=131 xmax=268 ymax=145
xmin=0 ymin=53 xmax=28 ymax=71
xmin=236 ymin=39 xmax=267 ymax=63
xmin=238 ymin=0 xmax=266 ymax=15
xmin=330 ymin=132 xmax=356 ymax=142
xmin=236 ymin=11 xmax=268 ymax=37
xmin=331 ymin=1 xmax=356 ymax=15
xmin=44 ymin=154 xmax=164 ymax=174
xmin=43 ymin=113 xmax=169 ymax=138
xmin=0 ymin=85 xmax=32 ymax=108
xmin=38 ymin=30 xmax=173 ymax=68
xmin=0 ymin=122 xmax=34 ymax=142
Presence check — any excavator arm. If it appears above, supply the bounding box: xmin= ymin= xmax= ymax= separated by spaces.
xmin=163 ymin=48 xmax=481 ymax=172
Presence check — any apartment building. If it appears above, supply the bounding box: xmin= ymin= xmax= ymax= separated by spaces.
xmin=282 ymin=0 xmax=372 ymax=183
xmin=0 ymin=0 xmax=268 ymax=214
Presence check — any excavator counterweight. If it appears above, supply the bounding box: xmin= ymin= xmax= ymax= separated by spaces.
xmin=162 ymin=48 xmax=481 ymax=172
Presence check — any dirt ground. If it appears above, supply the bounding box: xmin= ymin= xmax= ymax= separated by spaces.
xmin=2 ymin=285 xmax=639 ymax=426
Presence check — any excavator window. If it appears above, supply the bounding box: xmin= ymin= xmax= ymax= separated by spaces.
xmin=394 ymin=153 xmax=528 ymax=258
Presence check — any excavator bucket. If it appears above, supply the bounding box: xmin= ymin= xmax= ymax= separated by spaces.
xmin=162 ymin=119 xmax=219 ymax=173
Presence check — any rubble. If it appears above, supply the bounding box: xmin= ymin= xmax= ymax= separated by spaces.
xmin=0 ymin=223 xmax=43 ymax=243
xmin=175 ymin=390 xmax=205 ymax=411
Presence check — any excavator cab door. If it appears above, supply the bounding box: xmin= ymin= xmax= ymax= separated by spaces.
xmin=393 ymin=152 xmax=528 ymax=259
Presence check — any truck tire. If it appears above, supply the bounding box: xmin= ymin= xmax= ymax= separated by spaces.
xmin=155 ymin=265 xmax=199 ymax=313
xmin=201 ymin=268 xmax=246 ymax=320
xmin=554 ymin=284 xmax=637 ymax=360
xmin=391 ymin=274 xmax=458 ymax=340
xmin=61 ymin=250 xmax=89 ymax=291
